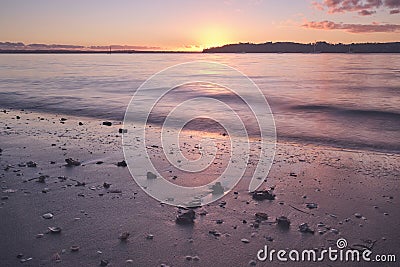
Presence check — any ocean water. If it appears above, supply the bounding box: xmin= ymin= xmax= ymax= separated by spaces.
xmin=0 ymin=53 xmax=399 ymax=153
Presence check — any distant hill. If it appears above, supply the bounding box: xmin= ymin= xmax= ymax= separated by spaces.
xmin=202 ymin=41 xmax=400 ymax=53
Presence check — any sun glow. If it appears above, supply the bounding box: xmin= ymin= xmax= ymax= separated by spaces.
xmin=198 ymin=26 xmax=232 ymax=50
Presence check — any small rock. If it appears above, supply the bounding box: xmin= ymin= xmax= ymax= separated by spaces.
xmin=185 ymin=255 xmax=192 ymax=261
xmin=42 ymin=213 xmax=54 ymax=219
xmin=78 ymin=122 xmax=83 ymax=126
xmin=176 ymin=209 xmax=195 ymax=225
xmin=354 ymin=213 xmax=362 ymax=218
xmin=276 ymin=216 xmax=291 ymax=229
xmin=37 ymin=175 xmax=49 ymax=183
xmin=17 ymin=253 xmax=23 ymax=259
xmin=146 ymin=234 xmax=154 ymax=240
xmin=249 ymin=260 xmax=257 ymax=266
xmin=211 ymin=182 xmax=224 ymax=195
xmin=70 ymin=246 xmax=80 ymax=252
xmin=289 ymin=172 xmax=297 ymax=177
xmin=241 ymin=238 xmax=250 ymax=243
xmin=193 ymin=256 xmax=200 ymax=261
xmin=60 ymin=118 xmax=67 ymax=122
xmin=102 ymin=121 xmax=112 ymax=126
xmin=216 ymin=219 xmax=223 ymax=224
xmin=117 ymin=160 xmax=127 ymax=167
xmin=100 ymin=259 xmax=109 ymax=266
xmin=48 ymin=226 xmax=62 ymax=234
xmin=299 ymin=223 xmax=314 ymax=234
xmin=103 ymin=182 xmax=111 ymax=189
xmin=65 ymin=158 xmax=81 ymax=166
xmin=96 ymin=161 xmax=103 ymax=165
xmin=26 ymin=161 xmax=37 ymax=168
xmin=252 ymin=189 xmax=275 ymax=201
xmin=255 ymin=212 xmax=268 ymax=220
xmin=209 ymin=230 xmax=221 ymax=237
xmin=306 ymin=203 xmax=318 ymax=209
xmin=147 ymin=171 xmax=157 ymax=179
xmin=118 ymin=128 xmax=128 ymax=133
xmin=1 ymin=196 xmax=9 ymax=200
xmin=119 ymin=232 xmax=130 ymax=241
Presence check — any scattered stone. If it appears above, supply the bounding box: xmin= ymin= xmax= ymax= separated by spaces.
xmin=185 ymin=255 xmax=193 ymax=261
xmin=146 ymin=234 xmax=154 ymax=240
xmin=37 ymin=175 xmax=48 ymax=183
xmin=216 ymin=219 xmax=223 ymax=224
xmin=110 ymin=189 xmax=122 ymax=193
xmin=211 ymin=182 xmax=224 ymax=195
xmin=249 ymin=260 xmax=257 ymax=266
xmin=118 ymin=128 xmax=128 ymax=133
xmin=102 ymin=121 xmax=112 ymax=126
xmin=36 ymin=234 xmax=44 ymax=238
xmin=75 ymin=181 xmax=85 ymax=187
xmin=299 ymin=223 xmax=314 ymax=234
xmin=193 ymin=255 xmax=200 ymax=261
xmin=70 ymin=246 xmax=80 ymax=252
xmin=42 ymin=213 xmax=53 ymax=219
xmin=306 ymin=203 xmax=318 ymax=209
xmin=330 ymin=228 xmax=339 ymax=234
xmin=241 ymin=238 xmax=250 ymax=243
xmin=78 ymin=122 xmax=83 ymax=126
xmin=255 ymin=212 xmax=268 ymax=220
xmin=117 ymin=160 xmax=127 ymax=167
xmin=26 ymin=161 xmax=37 ymax=168
xmin=60 ymin=118 xmax=67 ymax=122
xmin=209 ymin=230 xmax=221 ymax=237
xmin=96 ymin=161 xmax=103 ymax=165
xmin=100 ymin=259 xmax=109 ymax=266
xmin=147 ymin=171 xmax=157 ymax=179
xmin=17 ymin=253 xmax=23 ymax=259
xmin=119 ymin=232 xmax=130 ymax=241
xmin=176 ymin=209 xmax=195 ymax=225
xmin=103 ymin=182 xmax=111 ymax=189
xmin=276 ymin=216 xmax=291 ymax=229
xmin=289 ymin=172 xmax=297 ymax=177
xmin=48 ymin=226 xmax=62 ymax=234
xmin=252 ymin=189 xmax=275 ymax=201
xmin=354 ymin=213 xmax=362 ymax=218
xmin=20 ymin=257 xmax=33 ymax=263
xmin=65 ymin=158 xmax=81 ymax=166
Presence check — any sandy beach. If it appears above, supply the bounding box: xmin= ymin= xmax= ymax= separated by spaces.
xmin=1 ymin=108 xmax=399 ymax=266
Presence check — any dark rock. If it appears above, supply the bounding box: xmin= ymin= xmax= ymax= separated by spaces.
xmin=306 ymin=203 xmax=318 ymax=209
xmin=102 ymin=121 xmax=112 ymax=126
xmin=60 ymin=118 xmax=67 ymax=121
xmin=37 ymin=175 xmax=49 ymax=183
xmin=100 ymin=259 xmax=109 ymax=266
xmin=117 ymin=160 xmax=127 ymax=167
xmin=65 ymin=158 xmax=81 ymax=166
xmin=209 ymin=230 xmax=221 ymax=237
xmin=276 ymin=216 xmax=291 ymax=229
xmin=78 ymin=122 xmax=83 ymax=126
xmin=96 ymin=161 xmax=103 ymax=165
xmin=176 ymin=209 xmax=195 ymax=225
xmin=103 ymin=182 xmax=111 ymax=189
xmin=299 ymin=223 xmax=314 ymax=234
xmin=255 ymin=212 xmax=269 ymax=220
xmin=147 ymin=171 xmax=157 ymax=179
xmin=119 ymin=232 xmax=130 ymax=241
xmin=211 ymin=182 xmax=224 ymax=195
xmin=26 ymin=161 xmax=37 ymax=167
xmin=48 ymin=226 xmax=62 ymax=234
xmin=118 ymin=128 xmax=128 ymax=133
xmin=252 ymin=190 xmax=275 ymax=201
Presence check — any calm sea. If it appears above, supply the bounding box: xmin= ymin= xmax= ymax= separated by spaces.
xmin=0 ymin=53 xmax=399 ymax=153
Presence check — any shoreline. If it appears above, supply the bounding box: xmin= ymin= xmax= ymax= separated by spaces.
xmin=0 ymin=108 xmax=399 ymax=266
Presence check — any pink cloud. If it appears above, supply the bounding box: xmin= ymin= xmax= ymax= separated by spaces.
xmin=314 ymin=0 xmax=399 ymax=14
xmin=303 ymin=20 xmax=400 ymax=32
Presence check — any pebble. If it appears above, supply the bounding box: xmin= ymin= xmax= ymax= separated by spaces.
xmin=146 ymin=234 xmax=154 ymax=240
xmin=249 ymin=260 xmax=257 ymax=266
xmin=192 ymin=256 xmax=200 ymax=261
xmin=126 ymin=259 xmax=134 ymax=264
xmin=276 ymin=216 xmax=291 ymax=229
xmin=119 ymin=232 xmax=130 ymax=241
xmin=299 ymin=223 xmax=314 ymax=234
xmin=306 ymin=203 xmax=318 ymax=209
xmin=42 ymin=213 xmax=54 ymax=219
xmin=252 ymin=189 xmax=275 ymax=201
xmin=354 ymin=213 xmax=362 ymax=218
xmin=48 ymin=226 xmax=62 ymax=234
xmin=176 ymin=209 xmax=195 ymax=225
xmin=65 ymin=158 xmax=81 ymax=166
xmin=102 ymin=121 xmax=112 ymax=126
xmin=117 ymin=160 xmax=127 ymax=167
xmin=241 ymin=238 xmax=250 ymax=243
xmin=70 ymin=246 xmax=80 ymax=252
xmin=100 ymin=259 xmax=109 ymax=266
xmin=185 ymin=255 xmax=193 ymax=261
xmin=255 ymin=212 xmax=268 ymax=220
xmin=147 ymin=171 xmax=157 ymax=179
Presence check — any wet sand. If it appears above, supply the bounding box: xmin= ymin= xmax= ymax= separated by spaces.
xmin=0 ymin=109 xmax=399 ymax=266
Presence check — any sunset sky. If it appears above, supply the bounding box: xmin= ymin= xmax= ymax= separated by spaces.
xmin=0 ymin=0 xmax=399 ymax=51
